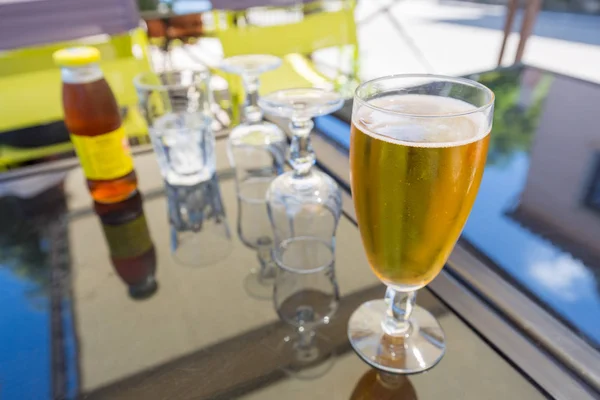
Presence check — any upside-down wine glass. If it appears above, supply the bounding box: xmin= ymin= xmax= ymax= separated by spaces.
xmin=220 ymin=54 xmax=284 ymax=146
xmin=259 ymin=88 xmax=344 ymax=248
xmin=221 ymin=55 xmax=287 ymax=298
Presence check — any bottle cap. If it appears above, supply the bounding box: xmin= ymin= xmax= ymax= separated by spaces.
xmin=53 ymin=46 xmax=101 ymax=67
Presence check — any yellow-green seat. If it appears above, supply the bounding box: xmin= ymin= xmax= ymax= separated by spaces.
xmin=0 ymin=28 xmax=152 ymax=169
xmin=211 ymin=1 xmax=359 ymax=122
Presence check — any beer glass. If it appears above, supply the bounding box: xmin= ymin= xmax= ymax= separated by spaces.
xmin=348 ymin=75 xmax=494 ymax=373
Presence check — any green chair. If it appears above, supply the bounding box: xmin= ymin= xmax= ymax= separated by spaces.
xmin=211 ymin=0 xmax=359 ymax=123
xmin=0 ymin=28 xmax=152 ymax=169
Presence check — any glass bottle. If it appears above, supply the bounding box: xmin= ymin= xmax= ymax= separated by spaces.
xmin=54 ymin=46 xmax=137 ymax=203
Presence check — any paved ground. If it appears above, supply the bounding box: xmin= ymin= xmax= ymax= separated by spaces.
xmin=356 ymin=0 xmax=600 ymax=82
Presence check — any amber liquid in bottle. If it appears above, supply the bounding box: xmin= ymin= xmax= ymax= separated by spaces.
xmin=62 ymin=74 xmax=137 ymax=203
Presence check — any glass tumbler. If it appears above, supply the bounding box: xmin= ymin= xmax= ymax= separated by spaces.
xmin=135 ymin=70 xmax=215 ymax=186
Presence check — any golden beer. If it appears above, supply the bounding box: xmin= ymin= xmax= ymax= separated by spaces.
xmin=350 ymin=94 xmax=490 ymax=289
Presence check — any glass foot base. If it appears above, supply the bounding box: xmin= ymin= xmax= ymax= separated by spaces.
xmin=348 ymin=299 xmax=445 ymax=374
xmin=278 ymin=333 xmax=336 ymax=380
xmin=243 ymin=270 xmax=275 ymax=300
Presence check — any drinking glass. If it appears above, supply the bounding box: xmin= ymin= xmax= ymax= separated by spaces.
xmin=273 ymin=236 xmax=340 ymax=379
xmin=135 ymin=70 xmax=215 ymax=186
xmin=348 ymin=75 xmax=494 ymax=373
xmin=259 ymin=88 xmax=344 ymax=248
xmin=219 ymin=54 xmax=284 ymax=143
xmin=222 ymin=55 xmax=287 ymax=299
xmin=167 ymin=174 xmax=232 ymax=266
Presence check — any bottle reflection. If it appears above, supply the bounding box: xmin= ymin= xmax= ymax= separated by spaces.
xmin=167 ymin=174 xmax=232 ymax=266
xmin=350 ymin=369 xmax=418 ymax=400
xmin=94 ymin=191 xmax=157 ymax=299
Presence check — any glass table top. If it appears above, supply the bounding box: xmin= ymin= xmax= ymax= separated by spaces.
xmin=0 ymin=138 xmax=546 ymax=399
xmin=462 ymin=67 xmax=600 ymax=349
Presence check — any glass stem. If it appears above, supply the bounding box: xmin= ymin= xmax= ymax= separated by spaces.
xmin=382 ymin=287 xmax=416 ymax=336
xmin=242 ymin=73 xmax=263 ymax=124
xmin=295 ymin=306 xmax=316 ymax=349
xmin=289 ymin=119 xmax=315 ymax=176
xmin=377 ymin=371 xmax=408 ymax=389
xmin=256 ymin=237 xmax=275 ymax=282
xmin=297 ymin=328 xmax=316 ymax=349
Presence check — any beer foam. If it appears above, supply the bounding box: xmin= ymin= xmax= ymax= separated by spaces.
xmin=353 ymin=94 xmax=490 ymax=148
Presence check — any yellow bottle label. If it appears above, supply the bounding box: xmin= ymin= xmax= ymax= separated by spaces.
xmin=70 ymin=127 xmax=134 ymax=180
xmin=103 ymin=214 xmax=153 ymax=259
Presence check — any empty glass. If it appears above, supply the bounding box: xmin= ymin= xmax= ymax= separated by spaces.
xmin=273 ymin=236 xmax=340 ymax=379
xmin=135 ymin=70 xmax=215 ymax=186
xmin=227 ymin=106 xmax=286 ymax=255
xmin=222 ymin=55 xmax=287 ymax=299
xmin=167 ymin=174 xmax=232 ymax=266
xmin=260 ymin=88 xmax=344 ymax=249
xmin=219 ymin=54 xmax=283 ymax=137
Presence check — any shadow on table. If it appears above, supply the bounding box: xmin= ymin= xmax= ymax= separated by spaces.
xmin=84 ymin=284 xmax=448 ymax=399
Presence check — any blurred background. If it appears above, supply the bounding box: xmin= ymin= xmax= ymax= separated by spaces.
xmin=1 ymin=0 xmax=599 ymax=170
xmin=1 ymin=1 xmax=600 ymax=399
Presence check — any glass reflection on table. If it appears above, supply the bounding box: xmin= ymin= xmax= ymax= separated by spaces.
xmin=350 ymin=369 xmax=418 ymax=400
xmin=236 ymin=177 xmax=280 ymax=299
xmin=167 ymin=174 xmax=232 ymax=267
xmin=273 ymin=236 xmax=340 ymax=379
